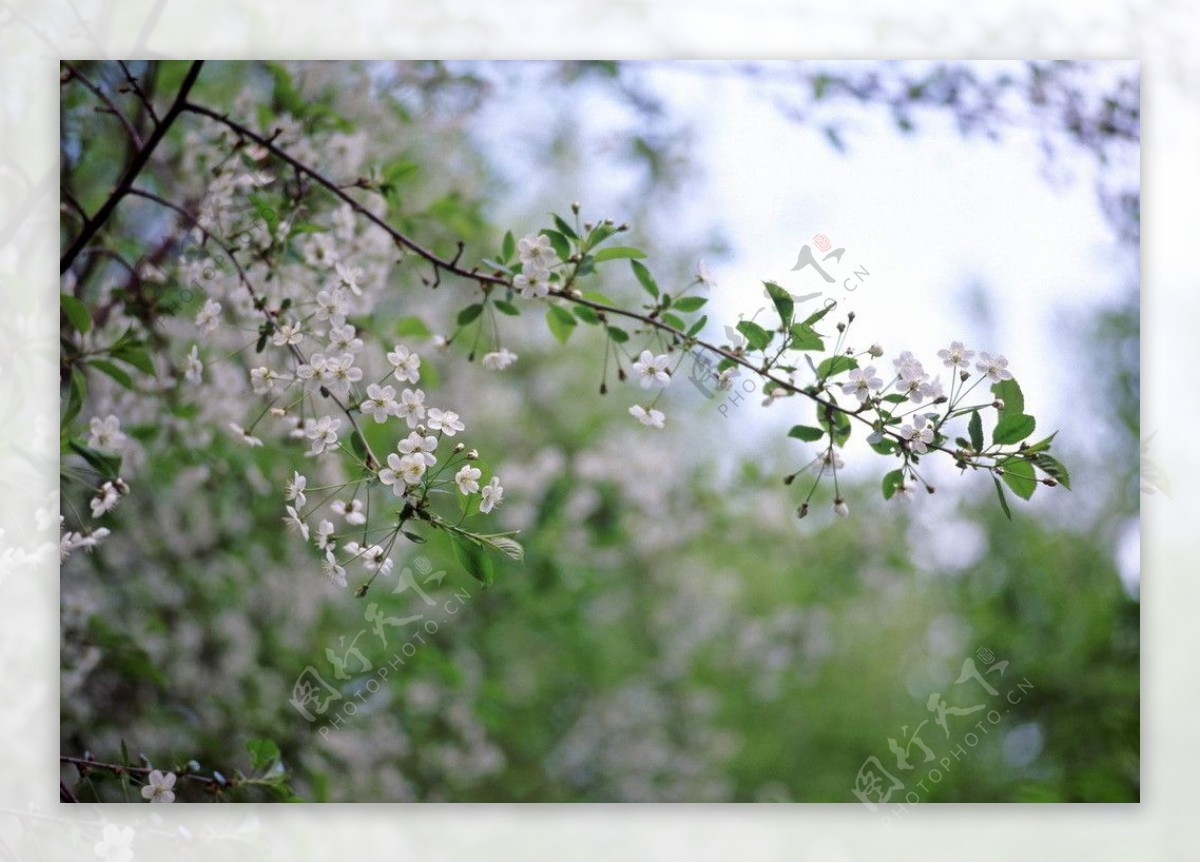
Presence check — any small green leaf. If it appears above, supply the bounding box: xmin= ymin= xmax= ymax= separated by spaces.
xmin=800 ymin=303 xmax=835 ymax=327
xmin=61 ymin=294 xmax=92 ymax=334
xmin=501 ymin=231 xmax=515 ymax=263
xmin=552 ymin=214 xmax=578 ymax=240
xmin=592 ymin=246 xmax=646 ymax=262
xmin=672 ymin=296 xmax=707 ymax=313
xmin=789 ymin=323 xmax=824 ymax=352
xmin=546 ymin=306 xmax=577 ymax=343
xmin=477 ymin=532 xmax=524 ymax=562
xmin=992 ymin=476 xmax=1013 ymax=521
xmin=574 ymin=306 xmax=601 ymax=325
xmin=89 ymin=359 xmax=135 ymax=391
xmin=543 ymin=229 xmax=572 ymax=262
xmin=606 ymin=326 xmax=629 ymax=344
xmin=686 ymin=316 xmax=708 ymax=338
xmin=882 ymin=469 xmax=904 ymax=500
xmin=493 ymin=300 xmax=520 ymax=316
xmin=450 ymin=534 xmax=494 ymax=587
xmin=63 ymin=367 xmax=86 ymax=427
xmin=1000 ymin=458 xmax=1037 ymax=500
xmin=816 ymin=356 xmax=858 ymax=378
xmin=993 ymin=414 xmax=1036 ymax=446
xmin=1030 ymin=453 xmax=1071 ymax=490
xmin=1023 ymin=432 xmax=1058 ymax=454
xmin=69 ymin=440 xmax=122 ymax=479
xmin=991 ymin=378 xmax=1025 ymax=418
xmin=396 ymin=316 xmax=432 ymax=338
xmin=630 ymin=260 xmax=659 ymax=298
xmin=735 ymin=320 xmax=772 ymax=352
xmin=764 ymin=281 xmax=794 ymax=324
xmin=111 ymin=345 xmax=155 ymax=376
xmin=247 ymin=738 xmax=281 ymax=771
xmin=968 ymin=411 xmax=984 ymax=452
xmin=660 ymin=312 xmax=687 ymax=331
xmin=787 ymin=425 xmax=825 ymax=442
xmin=456 ymin=304 xmax=484 ymax=327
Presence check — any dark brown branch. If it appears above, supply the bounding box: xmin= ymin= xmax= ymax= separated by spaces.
xmin=60 ymin=61 xmax=204 ymax=276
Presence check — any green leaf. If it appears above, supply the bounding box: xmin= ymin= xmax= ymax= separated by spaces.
xmin=764 ymin=281 xmax=794 ymax=324
xmin=1023 ymin=432 xmax=1058 ymax=454
xmin=111 ymin=345 xmax=155 ymax=376
xmin=789 ymin=323 xmax=824 ymax=352
xmin=477 ymin=532 xmax=525 ymax=562
xmin=1000 ymin=458 xmax=1037 ymax=500
xmin=552 ymin=214 xmax=578 ymax=241
xmin=69 ymin=440 xmax=122 ymax=479
xmin=787 ymin=425 xmax=825 ymax=442
xmin=606 ymin=326 xmax=629 ymax=344
xmin=61 ymin=294 xmax=92 ymax=334
xmin=493 ymin=300 xmax=520 ymax=316
xmin=991 ymin=378 xmax=1025 ymax=418
xmin=88 ymin=359 xmax=135 ymax=391
xmin=686 ymin=316 xmax=708 ymax=338
xmin=456 ymin=304 xmax=484 ymax=327
xmin=870 ymin=437 xmax=898 ymax=455
xmin=542 ymin=229 xmax=572 ymax=262
xmin=574 ymin=306 xmax=601 ymax=325
xmin=993 ymin=413 xmax=1036 ymax=446
xmin=819 ymin=405 xmax=852 ymax=447
xmin=630 ymin=260 xmax=659 ymax=298
xmin=992 ymin=476 xmax=1013 ymax=521
xmin=672 ymin=296 xmax=707 ymax=313
xmin=660 ymin=312 xmax=687 ymax=331
xmin=501 ymin=231 xmax=515 ymax=263
xmin=968 ymin=411 xmax=984 ymax=452
xmin=450 ymin=534 xmax=494 ymax=587
xmin=63 ymin=367 xmax=86 ymax=427
xmin=1031 ymin=453 xmax=1071 ymax=490
xmin=546 ymin=306 xmax=577 ymax=343
xmin=592 ymin=246 xmax=646 ymax=262
xmin=816 ymin=356 xmax=858 ymax=378
xmin=735 ymin=320 xmax=772 ymax=352
xmin=396 ymin=316 xmax=432 ymax=338
xmin=882 ymin=469 xmax=904 ymax=500
xmin=247 ymin=738 xmax=281 ymax=771
xmin=800 ymin=303 xmax=835 ymax=327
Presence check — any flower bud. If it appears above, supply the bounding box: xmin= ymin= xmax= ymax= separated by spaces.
xmin=868 ymin=344 xmax=884 ymax=358
xmin=925 ymin=484 xmax=936 ymax=494
xmin=796 ymin=503 xmax=809 ymax=519
xmin=466 ymin=449 xmax=479 ymax=460
xmin=618 ymin=222 xmax=629 ymax=231
xmin=270 ymin=407 xmax=286 ymax=417
xmin=453 ymin=442 xmax=465 ymax=454
xmin=571 ymin=201 xmax=581 ymax=213
xmin=603 ymin=218 xmax=614 ymax=226
xmin=960 ymin=370 xmax=970 ymax=382
xmin=783 ymin=473 xmax=796 ymax=486
xmin=847 ymin=311 xmax=856 ymax=323
xmin=836 ymin=323 xmax=846 ymax=333
xmin=584 ymin=222 xmax=594 ymax=232
xmin=1042 ymin=478 xmax=1058 ymax=487
xmin=416 ymin=424 xmax=426 ymax=434
xmin=992 ymin=399 xmax=1005 ymax=410
xmin=833 ymin=498 xmax=850 ymax=517
xmin=354 ymin=584 xmax=369 ymax=598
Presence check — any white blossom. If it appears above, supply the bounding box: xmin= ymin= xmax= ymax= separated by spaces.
xmin=398 ymin=431 xmax=438 ymax=466
xmin=323 ymin=352 xmax=363 ymax=397
xmin=455 ymin=465 xmax=482 ymax=495
xmin=183 ymin=344 xmax=203 ymax=384
xmin=88 ymin=415 xmax=126 ymax=451
xmin=361 ymin=383 xmax=398 ymax=423
xmin=283 ymin=505 xmax=310 ymax=541
xmin=323 ymin=550 xmax=347 ymax=588
xmin=482 ymin=348 xmax=518 ymax=371
xmin=314 ymin=287 xmax=348 ymax=321
xmin=250 ymin=366 xmax=280 ymax=395
xmin=195 ymin=298 xmax=221 ymax=333
xmin=378 ymin=453 xmax=408 ymax=496
xmin=426 ymin=408 xmax=464 ymax=436
xmin=272 ymin=319 xmax=303 ymax=347
xmin=90 ymin=481 xmax=120 ymax=518
xmin=975 ymin=352 xmax=1013 ymax=383
xmin=315 ymin=519 xmax=336 ymax=551
xmin=228 ymin=422 xmax=263 ymax=447
xmin=285 ymin=471 xmax=307 ymax=507
xmin=937 ymin=340 xmax=975 ymax=370
xmin=842 ymin=365 xmax=883 ymax=402
xmin=140 ymin=770 xmax=176 ymax=803
xmin=632 ymin=350 xmax=671 ymax=388
xmin=94 ymin=823 xmax=135 ymax=861
xmin=900 ymin=414 xmax=936 ymax=454
xmin=306 ymin=415 xmax=341 ymax=455
xmin=629 ymin=404 xmax=665 ymax=428
xmin=517 ymin=233 xmax=559 ymax=270
xmin=335 ymin=262 xmax=364 ymax=296
xmin=514 ymin=269 xmax=551 ymax=299
xmin=387 ymin=345 xmax=422 ymax=384
xmin=397 ymin=388 xmax=426 ymax=428
xmin=327 ymin=319 xmax=362 ymax=354
xmin=332 ymin=498 xmax=366 ymax=525
xmin=833 ymin=499 xmax=850 ymax=518
xmin=479 ymin=476 xmax=504 ymax=513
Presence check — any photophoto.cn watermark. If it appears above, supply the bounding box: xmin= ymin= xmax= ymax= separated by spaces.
xmin=851 ymin=647 xmax=1034 ymax=819
xmin=287 ymin=554 xmax=473 ymax=739
xmin=687 ymin=233 xmax=876 ymax=415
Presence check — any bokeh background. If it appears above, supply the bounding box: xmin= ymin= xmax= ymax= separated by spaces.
xmin=59 ymin=61 xmax=1139 ymax=803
